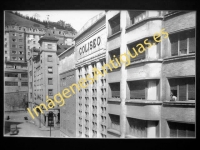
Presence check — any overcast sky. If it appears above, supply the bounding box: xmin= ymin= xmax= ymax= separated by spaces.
xmin=17 ymin=10 xmax=105 ymax=32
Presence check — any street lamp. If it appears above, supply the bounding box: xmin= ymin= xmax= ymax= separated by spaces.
xmin=48 ymin=111 xmax=54 ymax=137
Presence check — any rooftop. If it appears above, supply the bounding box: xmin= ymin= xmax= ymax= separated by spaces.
xmin=38 ymin=30 xmax=59 ymax=43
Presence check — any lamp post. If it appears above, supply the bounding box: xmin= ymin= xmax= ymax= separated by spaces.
xmin=48 ymin=111 xmax=53 ymax=137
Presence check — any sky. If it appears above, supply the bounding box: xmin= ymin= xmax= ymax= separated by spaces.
xmin=17 ymin=10 xmax=105 ymax=32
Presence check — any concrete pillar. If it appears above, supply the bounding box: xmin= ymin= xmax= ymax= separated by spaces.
xmin=147 ymin=121 xmax=156 ymax=138
xmin=120 ymin=10 xmax=127 ymax=138
xmin=46 ymin=116 xmax=48 ymax=127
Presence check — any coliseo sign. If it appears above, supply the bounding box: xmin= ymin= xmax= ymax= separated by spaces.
xmin=79 ymin=36 xmax=101 ymax=55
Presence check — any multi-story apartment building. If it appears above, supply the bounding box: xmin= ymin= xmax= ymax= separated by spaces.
xmin=4 ymin=25 xmax=29 ymax=111
xmin=161 ymin=11 xmax=195 ymax=137
xmin=73 ymin=12 xmax=107 ymax=138
xmin=28 ymin=30 xmax=61 ymax=127
xmin=58 ymin=45 xmax=77 ymax=137
xmin=105 ymin=10 xmax=195 ymax=138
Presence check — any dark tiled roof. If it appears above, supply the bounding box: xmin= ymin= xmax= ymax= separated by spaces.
xmin=38 ymin=30 xmax=59 ymax=43
xmin=57 ymin=44 xmax=71 ymax=55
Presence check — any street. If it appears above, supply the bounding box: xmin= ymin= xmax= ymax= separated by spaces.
xmin=4 ymin=111 xmax=61 ymax=137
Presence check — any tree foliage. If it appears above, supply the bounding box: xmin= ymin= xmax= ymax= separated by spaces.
xmin=7 ymin=11 xmax=77 ymax=33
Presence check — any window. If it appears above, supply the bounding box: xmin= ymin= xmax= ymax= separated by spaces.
xmin=12 ymin=33 xmax=16 ymax=36
xmin=33 ymin=35 xmax=35 ymax=38
xmin=12 ymin=51 xmax=17 ymax=54
xmin=33 ymin=41 xmax=36 ymax=44
xmin=168 ymin=121 xmax=195 ymax=137
xmin=21 ymin=82 xmax=28 ymax=86
xmin=109 ymin=48 xmax=120 ymax=68
xmin=21 ymin=74 xmax=27 ymax=78
xmin=5 ymin=73 xmax=18 ymax=77
xmin=127 ymin=117 xmax=147 ymax=137
xmin=28 ymin=52 xmax=30 ymax=55
xmin=12 ymin=39 xmax=17 ymax=42
xmin=129 ymin=80 xmax=146 ymax=99
xmin=5 ymin=81 xmax=18 ymax=86
xmin=19 ymin=51 xmax=23 ymax=55
xmin=19 ymin=57 xmax=24 ymax=61
xmin=19 ymin=39 xmax=23 ymax=42
xmin=169 ymin=29 xmax=195 ymax=56
xmin=48 ymin=67 xmax=53 ymax=73
xmin=4 ymin=43 xmax=7 ymax=48
xmin=48 ymin=78 xmax=53 ymax=85
xmin=48 ymin=89 xmax=53 ymax=96
xmin=12 ymin=57 xmax=17 ymax=60
xmin=109 ymin=114 xmax=120 ymax=131
xmin=19 ymin=33 xmax=23 ymax=37
xmin=129 ymin=11 xmax=146 ymax=25
xmin=5 ymin=57 xmax=7 ymax=61
xmin=169 ymin=77 xmax=195 ymax=101
xmin=19 ymin=45 xmax=23 ymax=49
xmin=127 ymin=39 xmax=146 ymax=62
xmin=5 ymin=51 xmax=7 ymax=54
xmin=19 ymin=27 xmax=21 ymax=30
xmin=109 ymin=82 xmax=120 ymax=98
xmin=109 ymin=14 xmax=120 ymax=35
xmin=48 ymin=55 xmax=53 ymax=62
xmin=12 ymin=45 xmax=17 ymax=48
xmin=5 ymin=38 xmax=7 ymax=41
xmin=47 ymin=44 xmax=52 ymax=49
xmin=128 ymin=80 xmax=158 ymax=100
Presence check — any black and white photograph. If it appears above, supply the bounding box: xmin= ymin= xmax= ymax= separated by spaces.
xmin=3 ymin=10 xmax=196 ymax=138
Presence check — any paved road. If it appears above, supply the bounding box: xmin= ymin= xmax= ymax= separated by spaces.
xmin=4 ymin=111 xmax=60 ymax=137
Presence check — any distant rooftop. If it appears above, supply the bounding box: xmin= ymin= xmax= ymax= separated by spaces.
xmin=38 ymin=30 xmax=59 ymax=43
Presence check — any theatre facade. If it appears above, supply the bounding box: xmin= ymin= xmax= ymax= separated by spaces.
xmin=74 ymin=12 xmax=108 ymax=138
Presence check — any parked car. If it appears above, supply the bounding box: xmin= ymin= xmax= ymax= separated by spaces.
xmin=10 ymin=124 xmax=19 ymax=135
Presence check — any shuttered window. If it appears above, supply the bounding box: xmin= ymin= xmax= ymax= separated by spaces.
xmin=109 ymin=114 xmax=120 ymax=131
xmin=178 ymin=79 xmax=186 ymax=101
xmin=170 ymin=29 xmax=195 ymax=56
xmin=170 ymin=34 xmax=178 ymax=56
xmin=188 ymin=29 xmax=195 ymax=53
xmin=110 ymin=82 xmax=120 ymax=98
xmin=188 ymin=78 xmax=195 ymax=100
xmin=168 ymin=121 xmax=195 ymax=137
xmin=130 ymin=81 xmax=146 ymax=99
xmin=48 ymin=78 xmax=53 ymax=85
xmin=127 ymin=117 xmax=147 ymax=137
xmin=128 ymin=42 xmax=146 ymax=62
xmin=169 ymin=77 xmax=195 ymax=101
xmin=179 ymin=32 xmax=187 ymax=55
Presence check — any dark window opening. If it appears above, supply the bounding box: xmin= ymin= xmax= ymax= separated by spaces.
xmin=109 ymin=82 xmax=120 ymax=98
